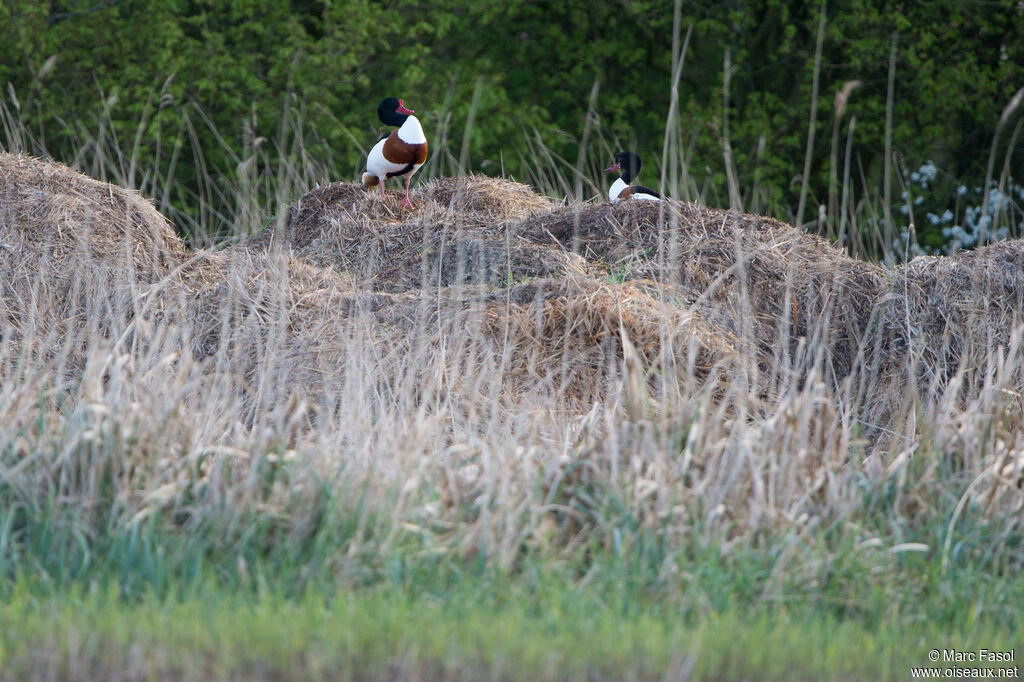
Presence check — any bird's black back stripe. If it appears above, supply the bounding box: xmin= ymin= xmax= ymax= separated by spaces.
xmin=633 ymin=185 xmax=661 ymax=198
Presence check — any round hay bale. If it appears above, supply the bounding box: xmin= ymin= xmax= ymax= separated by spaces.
xmin=0 ymin=153 xmax=183 ymax=271
xmin=0 ymin=152 xmax=185 ymax=348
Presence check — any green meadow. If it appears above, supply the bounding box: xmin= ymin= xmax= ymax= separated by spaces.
xmin=2 ymin=515 xmax=1021 ymax=680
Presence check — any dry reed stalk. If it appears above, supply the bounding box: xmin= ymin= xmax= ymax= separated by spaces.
xmin=2 ymin=153 xmax=1024 ymax=565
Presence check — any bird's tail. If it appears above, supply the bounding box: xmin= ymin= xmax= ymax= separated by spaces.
xmin=361 ymin=172 xmax=379 ymax=187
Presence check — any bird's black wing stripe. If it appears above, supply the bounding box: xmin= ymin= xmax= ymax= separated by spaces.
xmin=633 ymin=185 xmax=661 ymax=198
xmin=386 ymin=162 xmax=415 ymax=178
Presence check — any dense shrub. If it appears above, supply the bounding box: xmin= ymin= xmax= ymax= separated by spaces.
xmin=1 ymin=0 xmax=1021 ymax=249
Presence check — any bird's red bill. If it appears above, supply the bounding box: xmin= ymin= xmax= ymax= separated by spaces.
xmin=604 ymin=164 xmax=620 ymax=172
xmin=397 ymin=99 xmax=414 ymax=114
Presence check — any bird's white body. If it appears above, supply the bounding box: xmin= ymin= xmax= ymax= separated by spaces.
xmin=364 ymin=116 xmax=427 ymax=183
xmin=608 ymin=178 xmax=628 ymax=202
xmin=609 ymin=177 xmax=660 ymax=202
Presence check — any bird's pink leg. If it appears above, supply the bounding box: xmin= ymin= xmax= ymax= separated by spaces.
xmin=402 ymin=176 xmax=413 ymax=208
xmin=379 ymin=178 xmax=386 ymax=199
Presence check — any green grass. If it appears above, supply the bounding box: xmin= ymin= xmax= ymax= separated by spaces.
xmin=2 ymin=499 xmax=1022 ymax=680
xmin=1 ymin=563 xmax=1018 ymax=681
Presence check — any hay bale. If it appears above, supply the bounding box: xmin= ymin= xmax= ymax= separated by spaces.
xmin=182 ymin=244 xmax=405 ymax=414
xmin=275 ymin=176 xmax=550 ymax=253
xmin=519 ymin=201 xmax=886 ymax=383
xmin=258 ymin=215 xmax=591 ymax=293
xmin=265 ymin=177 xmax=577 ymax=292
xmin=479 ymin=277 xmax=744 ymax=404
xmin=899 ymin=240 xmax=1024 ymax=354
xmin=0 ymin=153 xmax=183 ymax=272
xmin=277 ymin=181 xmax=445 ymax=250
xmin=868 ymin=240 xmax=1024 ymax=414
xmin=263 ymin=185 xmax=891 ymax=406
xmin=0 ymin=152 xmax=185 ymax=346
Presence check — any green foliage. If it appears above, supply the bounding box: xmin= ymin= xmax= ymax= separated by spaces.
xmin=0 ymin=0 xmax=1021 ymax=247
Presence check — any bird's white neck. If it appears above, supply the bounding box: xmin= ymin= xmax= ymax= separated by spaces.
xmin=609 ymin=177 xmax=628 ymax=202
xmin=398 ymin=115 xmax=426 ymax=144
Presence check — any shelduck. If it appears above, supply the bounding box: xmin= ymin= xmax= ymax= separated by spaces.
xmin=361 ymin=97 xmax=428 ymax=207
xmin=605 ymin=151 xmax=660 ymax=202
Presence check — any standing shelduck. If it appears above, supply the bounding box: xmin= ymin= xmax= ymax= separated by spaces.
xmin=361 ymin=97 xmax=428 ymax=207
xmin=605 ymin=151 xmax=661 ymax=202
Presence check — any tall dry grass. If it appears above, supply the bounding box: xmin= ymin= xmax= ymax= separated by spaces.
xmin=1 ymin=145 xmax=1023 ymax=585
xmin=1 ymin=29 xmax=1023 ymax=589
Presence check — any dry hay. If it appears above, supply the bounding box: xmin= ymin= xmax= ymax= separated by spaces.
xmin=273 ymin=219 xmax=593 ymax=293
xmin=373 ymin=235 xmax=592 ymax=291
xmin=519 ymin=201 xmax=886 ymax=384
xmin=0 ymin=153 xmax=185 ymax=352
xmin=897 ymin=240 xmax=1024 ymax=365
xmin=178 ymin=247 xmax=740 ymax=414
xmin=173 ymin=243 xmax=432 ymax=425
xmin=416 ymin=175 xmax=554 ymax=224
xmin=178 ymin=245 xmax=584 ymax=418
xmin=478 ymin=276 xmax=745 ymax=405
xmin=185 ymin=244 xmax=395 ymax=363
xmin=262 ymin=178 xmax=583 ymax=292
xmin=9 ymin=153 xmax=1023 ymax=431
xmin=277 ymin=181 xmax=445 ymax=250
xmin=258 ymin=217 xmax=593 ymax=293
xmin=277 ymin=176 xmax=549 ymax=251
xmin=865 ymin=240 xmax=1024 ymax=422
